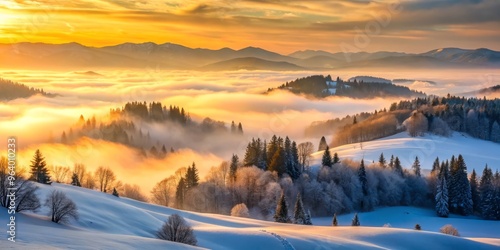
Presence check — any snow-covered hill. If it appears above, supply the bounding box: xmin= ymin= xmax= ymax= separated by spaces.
xmin=313 ymin=132 xmax=500 ymax=173
xmin=1 ymin=183 xmax=499 ymax=249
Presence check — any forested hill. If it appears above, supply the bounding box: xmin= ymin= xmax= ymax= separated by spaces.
xmin=266 ymin=75 xmax=425 ymax=98
xmin=319 ymin=95 xmax=500 ymax=147
xmin=0 ymin=78 xmax=55 ymax=101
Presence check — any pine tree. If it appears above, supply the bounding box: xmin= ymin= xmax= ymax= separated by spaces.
xmin=318 ymin=136 xmax=328 ymax=151
xmin=229 ymin=154 xmax=239 ymax=182
xmin=61 ymin=131 xmax=67 ymax=143
xmin=267 ymin=135 xmax=279 ymax=166
xmin=268 ymin=147 xmax=286 ymax=177
xmin=293 ymin=193 xmax=306 ymax=224
xmin=231 ymin=121 xmax=236 ymax=134
xmin=389 ymin=155 xmax=394 ymax=169
xmin=112 ymin=188 xmax=119 ymax=197
xmin=358 ymin=160 xmax=368 ymax=196
xmin=479 ymin=166 xmax=495 ymax=219
xmin=332 ymin=152 xmax=340 ymax=165
xmin=470 ymin=169 xmax=480 ymax=213
xmin=435 ymin=172 xmax=449 ymax=217
xmin=274 ymin=192 xmax=290 ymax=223
xmin=351 ymin=213 xmax=360 ymax=226
xmin=29 ymin=149 xmax=51 ymax=184
xmin=332 ymin=213 xmax=338 ymax=226
xmin=185 ymin=163 xmax=199 ymax=189
xmin=71 ymin=172 xmax=81 ymax=187
xmin=412 ymin=156 xmax=421 ymax=177
xmin=431 ymin=157 xmax=440 ymax=175
xmin=304 ymin=209 xmax=312 ymax=225
xmin=238 ymin=122 xmax=243 ymax=134
xmin=378 ymin=153 xmax=386 ymax=168
xmin=393 ymin=157 xmax=403 ymax=177
xmin=321 ymin=146 xmax=333 ymax=168
xmin=289 ymin=141 xmax=300 ymax=179
xmin=260 ymin=140 xmax=268 ymax=170
xmin=175 ymin=177 xmax=186 ymax=209
xmin=449 ymin=155 xmax=472 ymax=215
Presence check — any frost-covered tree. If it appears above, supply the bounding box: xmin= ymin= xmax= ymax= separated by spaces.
xmin=449 ymin=155 xmax=472 ymax=215
xmin=321 ymin=146 xmax=333 ymax=168
xmin=45 ymin=190 xmax=78 ymax=224
xmin=293 ymin=193 xmax=306 ymax=224
xmin=304 ymin=209 xmax=312 ymax=225
xmin=358 ymin=160 xmax=368 ymax=196
xmin=393 ymin=157 xmax=404 ymax=177
xmin=157 ymin=214 xmax=197 ymax=246
xmin=231 ymin=203 xmax=250 ymax=218
xmin=298 ymin=142 xmax=314 ymax=171
xmin=274 ymin=192 xmax=290 ymax=223
xmin=351 ymin=213 xmax=360 ymax=226
xmin=332 ymin=213 xmax=338 ymax=226
xmin=435 ymin=172 xmax=449 ymax=217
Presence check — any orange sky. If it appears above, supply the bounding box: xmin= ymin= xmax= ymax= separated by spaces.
xmin=0 ymin=0 xmax=499 ymax=54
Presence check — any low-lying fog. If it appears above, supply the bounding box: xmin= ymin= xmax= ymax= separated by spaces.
xmin=1 ymin=69 xmax=499 ymax=192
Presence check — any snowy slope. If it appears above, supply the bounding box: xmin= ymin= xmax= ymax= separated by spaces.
xmin=313 ymin=132 xmax=500 ymax=173
xmin=1 ymin=183 xmax=498 ymax=249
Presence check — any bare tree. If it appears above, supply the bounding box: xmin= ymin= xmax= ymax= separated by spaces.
xmin=51 ymin=166 xmax=71 ymax=183
xmin=0 ymin=157 xmax=40 ymax=212
xmin=94 ymin=166 xmax=116 ymax=193
xmin=45 ymin=190 xmax=78 ymax=223
xmin=157 ymin=214 xmax=197 ymax=246
xmin=151 ymin=176 xmax=176 ymax=206
xmin=121 ymin=184 xmax=148 ymax=202
xmin=82 ymin=171 xmax=95 ymax=189
xmin=298 ymin=142 xmax=314 ymax=171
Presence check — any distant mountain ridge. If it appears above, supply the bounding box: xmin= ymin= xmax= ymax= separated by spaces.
xmin=0 ymin=42 xmax=498 ymax=70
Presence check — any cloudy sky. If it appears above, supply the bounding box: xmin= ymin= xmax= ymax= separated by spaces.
xmin=0 ymin=0 xmax=499 ymax=53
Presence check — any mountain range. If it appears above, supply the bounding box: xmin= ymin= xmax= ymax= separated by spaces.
xmin=0 ymin=42 xmax=499 ymax=71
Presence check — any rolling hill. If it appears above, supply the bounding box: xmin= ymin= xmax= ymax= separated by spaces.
xmin=1 ymin=182 xmax=498 ymax=249
xmin=199 ymin=57 xmax=305 ymax=71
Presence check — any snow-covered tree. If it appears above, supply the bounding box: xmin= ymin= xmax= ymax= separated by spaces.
xmin=231 ymin=203 xmax=250 ymax=218
xmin=293 ymin=193 xmax=306 ymax=224
xmin=479 ymin=166 xmax=495 ymax=219
xmin=470 ymin=169 xmax=480 ymax=213
xmin=332 ymin=213 xmax=338 ymax=226
xmin=435 ymin=173 xmax=449 ymax=217
xmin=304 ymin=209 xmax=312 ymax=225
xmin=351 ymin=213 xmax=360 ymax=226
xmin=274 ymin=192 xmax=290 ymax=223
xmin=332 ymin=153 xmax=340 ymax=165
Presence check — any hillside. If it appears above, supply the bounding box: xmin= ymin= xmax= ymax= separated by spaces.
xmin=1 ymin=183 xmax=498 ymax=249
xmin=0 ymin=78 xmax=55 ymax=101
xmin=312 ymin=132 xmax=500 ymax=173
xmin=267 ymin=75 xmax=425 ymax=98
xmin=199 ymin=57 xmax=304 ymax=71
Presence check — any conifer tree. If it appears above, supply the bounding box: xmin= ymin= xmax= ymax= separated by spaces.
xmin=351 ymin=213 xmax=360 ymax=226
xmin=436 ymin=171 xmax=449 ymax=217
xmin=176 ymin=177 xmax=186 ymax=209
xmin=332 ymin=152 xmax=340 ymax=165
xmin=71 ymin=172 xmax=81 ymax=187
xmin=29 ymin=149 xmax=51 ymax=184
xmin=229 ymin=154 xmax=239 ymax=182
xmin=470 ymin=169 xmax=480 ymax=213
xmin=378 ymin=153 xmax=386 ymax=168
xmin=318 ymin=136 xmax=328 ymax=151
xmin=431 ymin=157 xmax=440 ymax=175
xmin=238 ymin=122 xmax=243 ymax=134
xmin=332 ymin=213 xmax=338 ymax=226
xmin=479 ymin=166 xmax=494 ymax=219
xmin=304 ymin=209 xmax=312 ymax=225
xmin=274 ymin=192 xmax=290 ymax=223
xmin=389 ymin=155 xmax=394 ymax=169
xmin=112 ymin=188 xmax=119 ymax=197
xmin=412 ymin=156 xmax=421 ymax=177
xmin=293 ymin=193 xmax=306 ymax=224
xmin=289 ymin=141 xmax=300 ymax=179
xmin=269 ymin=147 xmax=286 ymax=177
xmin=393 ymin=157 xmax=403 ymax=177
xmin=321 ymin=146 xmax=333 ymax=168
xmin=358 ymin=160 xmax=368 ymax=196
xmin=185 ymin=163 xmax=199 ymax=189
